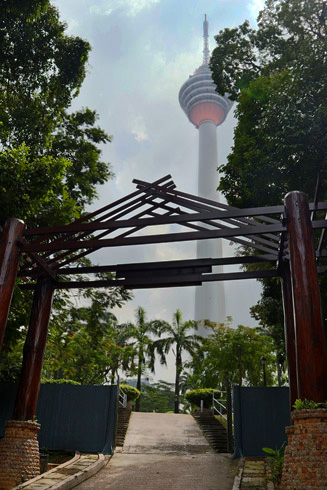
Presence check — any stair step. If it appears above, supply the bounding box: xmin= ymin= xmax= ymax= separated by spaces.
xmin=116 ymin=407 xmax=132 ymax=448
xmin=192 ymin=412 xmax=230 ymax=453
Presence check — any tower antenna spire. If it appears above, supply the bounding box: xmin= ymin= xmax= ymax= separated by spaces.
xmin=203 ymin=14 xmax=209 ymax=65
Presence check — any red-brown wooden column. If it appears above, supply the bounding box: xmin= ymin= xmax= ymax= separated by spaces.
xmin=13 ymin=276 xmax=54 ymax=421
xmin=284 ymin=191 xmax=327 ymax=402
xmin=0 ymin=218 xmax=25 ymax=351
xmin=281 ymin=261 xmax=298 ymax=408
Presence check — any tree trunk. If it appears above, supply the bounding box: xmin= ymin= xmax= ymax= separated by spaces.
xmin=135 ymin=350 xmax=142 ymax=412
xmin=174 ymin=354 xmax=181 ymax=414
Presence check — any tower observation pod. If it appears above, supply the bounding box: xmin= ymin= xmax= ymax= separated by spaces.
xmin=179 ymin=15 xmax=233 ymax=328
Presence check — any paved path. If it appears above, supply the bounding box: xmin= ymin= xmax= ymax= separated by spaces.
xmin=76 ymin=412 xmax=238 ymax=490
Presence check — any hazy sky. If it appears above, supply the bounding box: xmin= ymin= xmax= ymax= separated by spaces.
xmin=53 ymin=0 xmax=264 ymax=380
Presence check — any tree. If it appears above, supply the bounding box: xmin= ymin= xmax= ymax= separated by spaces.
xmin=0 ymin=269 xmax=133 ymax=384
xmin=189 ymin=319 xmax=276 ymax=389
xmin=152 ymin=309 xmax=201 ymax=414
xmin=139 ymin=381 xmax=175 ymax=413
xmin=209 ymin=0 xmax=327 ymax=345
xmin=210 ymin=0 xmax=327 ymax=208
xmin=118 ymin=307 xmax=168 ymax=412
xmin=0 ymin=2 xmax=113 ymax=228
xmin=0 ymin=1 xmax=117 ymax=377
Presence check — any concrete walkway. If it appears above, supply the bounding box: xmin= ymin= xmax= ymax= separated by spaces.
xmin=75 ymin=412 xmax=238 ymax=490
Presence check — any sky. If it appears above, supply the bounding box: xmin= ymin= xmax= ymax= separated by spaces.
xmin=53 ymin=0 xmax=264 ymax=381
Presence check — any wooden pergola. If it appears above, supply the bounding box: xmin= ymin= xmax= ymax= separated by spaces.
xmin=1 ymin=175 xmax=327 ymax=421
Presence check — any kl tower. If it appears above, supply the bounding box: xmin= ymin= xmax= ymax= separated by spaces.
xmin=179 ymin=15 xmax=233 ymax=326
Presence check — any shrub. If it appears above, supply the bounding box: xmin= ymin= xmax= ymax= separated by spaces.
xmin=293 ymin=398 xmax=327 ymax=410
xmin=263 ymin=443 xmax=286 ymax=489
xmin=185 ymin=388 xmax=219 ymax=408
xmin=120 ymin=384 xmax=140 ymax=402
xmin=41 ymin=378 xmax=81 ymax=385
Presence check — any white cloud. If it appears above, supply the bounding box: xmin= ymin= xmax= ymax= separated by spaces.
xmin=248 ymin=0 xmax=264 ymax=19
xmin=89 ymin=0 xmax=160 ymax=17
xmin=131 ymin=129 xmax=149 ymax=142
xmin=129 ymin=115 xmax=149 ymax=142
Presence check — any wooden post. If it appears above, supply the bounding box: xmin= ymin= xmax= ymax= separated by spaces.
xmin=0 ymin=218 xmax=25 ymax=351
xmin=281 ymin=261 xmax=298 ymax=408
xmin=13 ymin=276 xmax=54 ymax=421
xmin=284 ymin=191 xmax=327 ymax=402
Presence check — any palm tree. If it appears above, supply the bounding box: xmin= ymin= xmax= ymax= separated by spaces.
xmin=119 ymin=306 xmax=168 ymax=411
xmin=152 ymin=309 xmax=202 ymax=413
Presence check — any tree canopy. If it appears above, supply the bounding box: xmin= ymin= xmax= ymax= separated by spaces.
xmin=209 ymin=0 xmax=327 ymax=351
xmin=0 ymin=0 xmax=113 ymax=228
xmin=118 ymin=307 xmax=169 ymax=411
xmin=210 ymin=0 xmax=327 ymax=208
xmin=188 ymin=319 xmax=276 ymax=389
xmin=152 ymin=309 xmax=201 ymax=413
xmin=0 ymin=1 xmax=125 ymax=380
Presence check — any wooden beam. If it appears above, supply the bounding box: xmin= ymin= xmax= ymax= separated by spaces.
xmin=0 ymin=218 xmax=25 ymax=351
xmin=285 ymin=191 xmax=327 ymax=403
xmin=23 ymin=205 xmax=287 ymax=237
xmin=20 ymin=223 xmax=285 ymax=253
xmin=19 ymin=268 xmax=278 ymax=290
xmin=18 ymin=237 xmax=57 ymax=280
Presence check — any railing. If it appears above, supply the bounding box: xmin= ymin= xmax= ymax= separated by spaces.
xmin=211 ymin=382 xmax=234 ymax=454
xmin=212 ymin=390 xmax=228 ymax=424
xmin=119 ymin=386 xmax=127 ymax=408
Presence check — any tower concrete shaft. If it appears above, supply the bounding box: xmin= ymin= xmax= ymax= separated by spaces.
xmin=195 ymin=122 xmax=226 ymax=328
xmin=179 ymin=15 xmax=232 ymax=326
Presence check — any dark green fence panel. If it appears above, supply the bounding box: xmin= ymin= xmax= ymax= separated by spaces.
xmin=0 ymin=384 xmax=117 ymax=454
xmin=233 ymin=386 xmax=290 ymax=459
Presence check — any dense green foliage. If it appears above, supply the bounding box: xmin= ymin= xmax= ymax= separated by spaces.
xmin=0 ymin=1 xmax=128 ymax=383
xmin=187 ymin=319 xmax=276 ymax=388
xmin=293 ymin=399 xmax=327 ymax=410
xmin=184 ymin=388 xmax=218 ymax=409
xmin=152 ymin=309 xmax=201 ymax=413
xmin=263 ymin=443 xmax=286 ymax=488
xmin=41 ymin=378 xmax=81 ymax=385
xmin=210 ymin=0 xmax=327 ymax=350
xmin=42 ymin=284 xmax=133 ymax=385
xmin=120 ymin=384 xmax=140 ymax=402
xmin=138 ymin=381 xmax=175 ymax=413
xmin=118 ymin=307 xmax=169 ymax=410
xmin=0 ymin=1 xmax=113 ymax=228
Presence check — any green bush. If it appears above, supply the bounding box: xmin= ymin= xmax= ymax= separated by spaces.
xmin=293 ymin=398 xmax=327 ymax=410
xmin=41 ymin=378 xmax=81 ymax=385
xmin=120 ymin=384 xmax=140 ymax=402
xmin=263 ymin=443 xmax=286 ymax=489
xmin=185 ymin=388 xmax=219 ymax=408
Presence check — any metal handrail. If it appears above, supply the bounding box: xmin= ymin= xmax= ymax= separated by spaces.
xmin=212 ymin=390 xmax=234 ymax=428
xmin=119 ymin=387 xmax=127 ymax=408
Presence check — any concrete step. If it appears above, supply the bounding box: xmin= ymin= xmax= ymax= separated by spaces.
xmin=192 ymin=411 xmax=229 ymax=453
